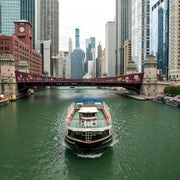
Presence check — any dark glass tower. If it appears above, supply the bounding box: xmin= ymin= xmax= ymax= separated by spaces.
xmin=0 ymin=0 xmax=20 ymax=35
xmin=20 ymin=0 xmax=35 ymax=49
xmin=75 ymin=28 xmax=80 ymax=49
xmin=150 ymin=0 xmax=169 ymax=78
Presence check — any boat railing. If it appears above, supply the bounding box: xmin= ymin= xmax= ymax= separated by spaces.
xmin=74 ymin=103 xmax=104 ymax=109
xmin=67 ymin=103 xmax=75 ymax=114
xmin=103 ymin=102 xmax=110 ymax=115
xmin=69 ymin=117 xmax=110 ymax=129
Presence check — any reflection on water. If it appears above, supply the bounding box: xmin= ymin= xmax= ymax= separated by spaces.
xmin=0 ymin=87 xmax=179 ymax=180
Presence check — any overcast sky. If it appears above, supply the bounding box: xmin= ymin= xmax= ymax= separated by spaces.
xmin=59 ymin=0 xmax=115 ymax=51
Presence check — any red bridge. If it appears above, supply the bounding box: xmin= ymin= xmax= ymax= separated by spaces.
xmin=15 ymin=71 xmax=145 ymax=93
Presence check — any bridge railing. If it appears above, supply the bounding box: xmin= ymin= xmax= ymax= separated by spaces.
xmin=15 ymin=71 xmax=144 ymax=84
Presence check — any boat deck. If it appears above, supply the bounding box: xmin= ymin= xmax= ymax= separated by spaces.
xmin=68 ymin=109 xmax=109 ymax=129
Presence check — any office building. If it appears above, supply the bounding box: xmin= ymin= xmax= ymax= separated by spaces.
xmin=96 ymin=42 xmax=103 ymax=78
xmin=105 ymin=21 xmax=116 ymax=77
xmin=39 ymin=0 xmax=59 ymax=56
xmin=71 ymin=49 xmax=85 ymax=78
xmin=66 ymin=38 xmax=72 ymax=78
xmin=71 ymin=28 xmax=85 ymax=78
xmin=116 ymin=0 xmax=132 ymax=75
xmin=150 ymin=0 xmax=169 ymax=79
xmin=168 ymin=0 xmax=180 ymax=80
xmin=85 ymin=37 xmax=96 ymax=76
xmin=40 ymin=40 xmax=51 ymax=76
xmin=86 ymin=37 xmax=95 ymax=60
xmin=75 ymin=28 xmax=80 ymax=49
xmin=20 ymin=0 xmax=36 ymax=49
xmin=131 ymin=0 xmax=150 ymax=72
xmin=36 ymin=0 xmax=59 ymax=77
xmin=0 ymin=0 xmax=20 ymax=35
xmin=59 ymin=51 xmax=69 ymax=78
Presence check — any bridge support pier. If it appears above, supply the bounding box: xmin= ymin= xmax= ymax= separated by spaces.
xmin=140 ymin=55 xmax=169 ymax=96
xmin=140 ymin=83 xmax=168 ymax=97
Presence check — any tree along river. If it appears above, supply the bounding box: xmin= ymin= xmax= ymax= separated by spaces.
xmin=0 ymin=87 xmax=179 ymax=180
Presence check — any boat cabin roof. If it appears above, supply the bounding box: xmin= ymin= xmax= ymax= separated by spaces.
xmin=78 ymin=107 xmax=98 ymax=113
xmin=74 ymin=97 xmax=103 ymax=103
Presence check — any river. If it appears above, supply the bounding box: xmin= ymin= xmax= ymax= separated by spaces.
xmin=0 ymin=87 xmax=179 ymax=180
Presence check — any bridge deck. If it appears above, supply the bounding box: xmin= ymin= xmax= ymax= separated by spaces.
xmin=15 ymin=71 xmax=144 ymax=93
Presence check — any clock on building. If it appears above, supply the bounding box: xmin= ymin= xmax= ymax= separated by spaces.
xmin=19 ymin=26 xmax=25 ymax=32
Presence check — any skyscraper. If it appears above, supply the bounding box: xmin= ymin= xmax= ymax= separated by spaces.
xmin=20 ymin=0 xmax=36 ymax=49
xmin=66 ymin=38 xmax=72 ymax=78
xmin=0 ymin=0 xmax=20 ymax=35
xmin=39 ymin=0 xmax=59 ymax=56
xmin=106 ymin=21 xmax=116 ymax=77
xmin=168 ymin=0 xmax=180 ymax=80
xmin=85 ymin=37 xmax=96 ymax=76
xmin=86 ymin=37 xmax=95 ymax=61
xmin=71 ymin=28 xmax=85 ymax=78
xmin=71 ymin=49 xmax=85 ymax=78
xmin=36 ymin=0 xmax=59 ymax=77
xmin=75 ymin=28 xmax=80 ymax=49
xmin=116 ymin=0 xmax=132 ymax=75
xmin=131 ymin=0 xmax=150 ymax=72
xmin=150 ymin=0 xmax=169 ymax=79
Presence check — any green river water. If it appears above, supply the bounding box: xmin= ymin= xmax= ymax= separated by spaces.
xmin=0 ymin=87 xmax=180 ymax=180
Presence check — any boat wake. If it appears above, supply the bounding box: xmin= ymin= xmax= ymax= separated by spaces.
xmin=76 ymin=152 xmax=104 ymax=159
xmin=110 ymin=139 xmax=119 ymax=147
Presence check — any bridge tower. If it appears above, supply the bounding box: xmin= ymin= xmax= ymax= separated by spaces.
xmin=140 ymin=55 xmax=160 ymax=96
xmin=0 ymin=54 xmax=17 ymax=99
xmin=143 ymin=55 xmax=157 ymax=84
xmin=141 ymin=55 xmax=168 ymax=96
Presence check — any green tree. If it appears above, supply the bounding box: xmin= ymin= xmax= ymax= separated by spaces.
xmin=164 ymin=86 xmax=180 ymax=96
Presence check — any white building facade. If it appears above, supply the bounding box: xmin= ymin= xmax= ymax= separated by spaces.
xmin=131 ymin=0 xmax=150 ymax=72
xmin=105 ymin=21 xmax=116 ymax=77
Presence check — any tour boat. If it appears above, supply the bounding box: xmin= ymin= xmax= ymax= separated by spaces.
xmin=64 ymin=98 xmax=113 ymax=153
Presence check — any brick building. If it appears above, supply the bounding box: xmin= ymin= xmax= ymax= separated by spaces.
xmin=0 ymin=20 xmax=42 ymax=75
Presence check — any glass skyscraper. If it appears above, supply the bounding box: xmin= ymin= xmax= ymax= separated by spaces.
xmin=0 ymin=0 xmax=20 ymax=35
xmin=71 ymin=49 xmax=85 ymax=78
xmin=86 ymin=37 xmax=95 ymax=60
xmin=131 ymin=0 xmax=150 ymax=72
xmin=20 ymin=0 xmax=35 ymax=49
xmin=75 ymin=28 xmax=80 ymax=49
xmin=150 ymin=0 xmax=169 ymax=78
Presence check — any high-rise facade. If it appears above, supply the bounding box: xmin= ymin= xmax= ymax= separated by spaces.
xmin=131 ymin=0 xmax=150 ymax=72
xmin=39 ymin=0 xmax=59 ymax=56
xmin=75 ymin=28 xmax=80 ymax=49
xmin=116 ymin=0 xmax=132 ymax=75
xmin=41 ymin=40 xmax=51 ymax=76
xmin=71 ymin=49 xmax=85 ymax=78
xmin=168 ymin=0 xmax=180 ymax=80
xmin=20 ymin=0 xmax=36 ymax=49
xmin=0 ymin=0 xmax=20 ymax=35
xmin=71 ymin=28 xmax=85 ymax=78
xmin=85 ymin=37 xmax=96 ymax=76
xmin=86 ymin=37 xmax=95 ymax=61
xmin=150 ymin=0 xmax=169 ymax=79
xmin=105 ymin=21 xmax=116 ymax=77
xmin=96 ymin=42 xmax=103 ymax=78
xmin=66 ymin=38 xmax=72 ymax=78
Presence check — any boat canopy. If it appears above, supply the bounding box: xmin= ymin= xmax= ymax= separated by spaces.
xmin=74 ymin=97 xmax=103 ymax=103
xmin=78 ymin=107 xmax=98 ymax=113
